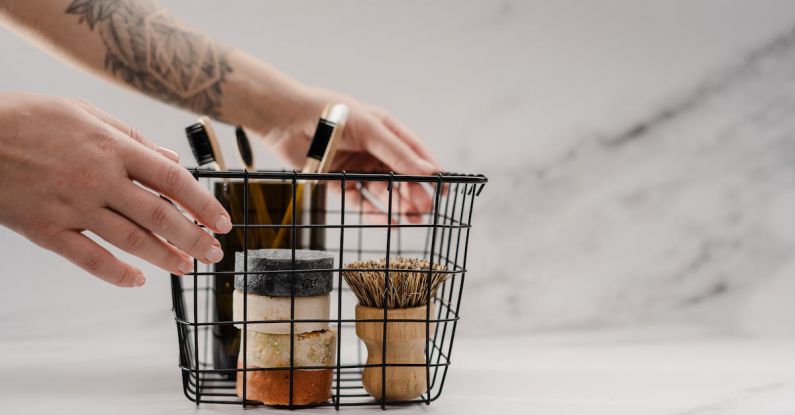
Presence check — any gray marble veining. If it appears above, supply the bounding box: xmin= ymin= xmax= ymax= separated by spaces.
xmin=466 ymin=25 xmax=795 ymax=334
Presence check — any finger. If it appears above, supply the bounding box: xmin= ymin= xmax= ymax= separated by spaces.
xmin=367 ymin=111 xmax=445 ymax=198
xmin=360 ymin=180 xmax=428 ymax=225
xmin=331 ymin=177 xmax=423 ymax=225
xmin=342 ymin=182 xmax=394 ymax=225
xmin=339 ymin=180 xmax=411 ymax=225
xmin=379 ymin=111 xmax=442 ymax=169
xmin=156 ymin=147 xmax=181 ymax=163
xmin=399 ymin=182 xmax=430 ymax=224
xmin=332 ymin=153 xmax=431 ymax=223
xmin=51 ymin=230 xmax=145 ymax=287
xmin=121 ymin=144 xmax=232 ymax=234
xmin=361 ymin=118 xmax=436 ymax=175
xmin=72 ymin=99 xmax=181 ymax=163
xmin=108 ymin=183 xmax=224 ymax=265
xmin=362 ymin=180 xmax=391 ymax=216
xmin=90 ymin=208 xmax=194 ymax=275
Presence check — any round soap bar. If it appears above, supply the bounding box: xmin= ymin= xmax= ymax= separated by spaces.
xmin=234 ymin=249 xmax=334 ymax=297
xmin=236 ymin=364 xmax=332 ymax=406
xmin=240 ymin=329 xmax=336 ymax=368
xmin=233 ymin=290 xmax=329 ymax=334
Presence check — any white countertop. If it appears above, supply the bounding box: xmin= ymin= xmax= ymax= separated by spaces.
xmin=2 ymin=313 xmax=794 ymax=415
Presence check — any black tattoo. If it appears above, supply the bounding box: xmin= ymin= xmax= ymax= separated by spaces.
xmin=66 ymin=0 xmax=232 ymax=116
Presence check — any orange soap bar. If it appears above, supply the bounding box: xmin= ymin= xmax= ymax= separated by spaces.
xmin=236 ymin=362 xmax=332 ymax=406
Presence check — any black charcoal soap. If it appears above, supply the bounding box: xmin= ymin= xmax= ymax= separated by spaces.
xmin=235 ymin=249 xmax=334 ymax=297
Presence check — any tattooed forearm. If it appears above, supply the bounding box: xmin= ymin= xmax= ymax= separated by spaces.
xmin=65 ymin=0 xmax=232 ymax=117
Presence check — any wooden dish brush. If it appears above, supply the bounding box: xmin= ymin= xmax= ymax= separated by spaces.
xmin=343 ymin=257 xmax=448 ymax=401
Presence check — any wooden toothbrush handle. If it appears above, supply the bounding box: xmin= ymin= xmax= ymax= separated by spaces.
xmin=270 ymin=183 xmax=307 ymax=248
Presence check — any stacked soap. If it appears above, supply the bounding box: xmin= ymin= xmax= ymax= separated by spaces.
xmin=233 ymin=249 xmax=335 ymax=406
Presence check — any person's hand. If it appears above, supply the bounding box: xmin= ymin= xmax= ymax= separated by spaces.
xmin=251 ymin=86 xmax=443 ymax=223
xmin=0 ymin=92 xmax=232 ymax=287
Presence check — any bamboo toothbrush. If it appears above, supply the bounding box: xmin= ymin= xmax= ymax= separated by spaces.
xmin=271 ymin=104 xmax=348 ymax=248
xmin=235 ymin=126 xmax=274 ymax=240
xmin=186 ymin=116 xmax=227 ymax=171
xmin=186 ymin=117 xmax=246 ymax=245
xmin=315 ymin=105 xmax=348 ymax=175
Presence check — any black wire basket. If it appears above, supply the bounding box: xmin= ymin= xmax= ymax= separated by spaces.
xmin=170 ymin=170 xmax=487 ymax=409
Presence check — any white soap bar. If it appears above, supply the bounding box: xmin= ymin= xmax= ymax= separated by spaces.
xmin=233 ymin=290 xmax=329 ymax=334
xmin=240 ymin=329 xmax=336 ymax=368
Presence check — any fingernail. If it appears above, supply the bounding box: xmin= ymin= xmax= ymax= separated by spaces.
xmin=214 ymin=215 xmax=232 ymax=233
xmin=157 ymin=146 xmax=180 ymax=161
xmin=205 ymin=245 xmax=224 ymax=263
xmin=178 ymin=258 xmax=194 ymax=275
xmin=133 ymin=273 xmax=146 ymax=287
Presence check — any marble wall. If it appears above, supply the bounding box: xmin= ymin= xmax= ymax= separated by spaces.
xmin=470 ymin=28 xmax=795 ymax=335
xmin=2 ymin=0 xmax=795 ymax=336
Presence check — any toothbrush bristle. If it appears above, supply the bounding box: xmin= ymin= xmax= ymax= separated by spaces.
xmin=185 ymin=122 xmax=216 ymax=166
xmin=306 ymin=119 xmax=335 ymax=161
xmin=235 ymin=126 xmax=254 ymax=169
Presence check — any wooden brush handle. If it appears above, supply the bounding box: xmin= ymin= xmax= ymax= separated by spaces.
xmin=355 ymin=304 xmax=435 ymax=401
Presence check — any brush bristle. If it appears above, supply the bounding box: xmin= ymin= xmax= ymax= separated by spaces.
xmin=185 ymin=122 xmax=216 ymax=166
xmin=342 ymin=257 xmax=448 ymax=309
